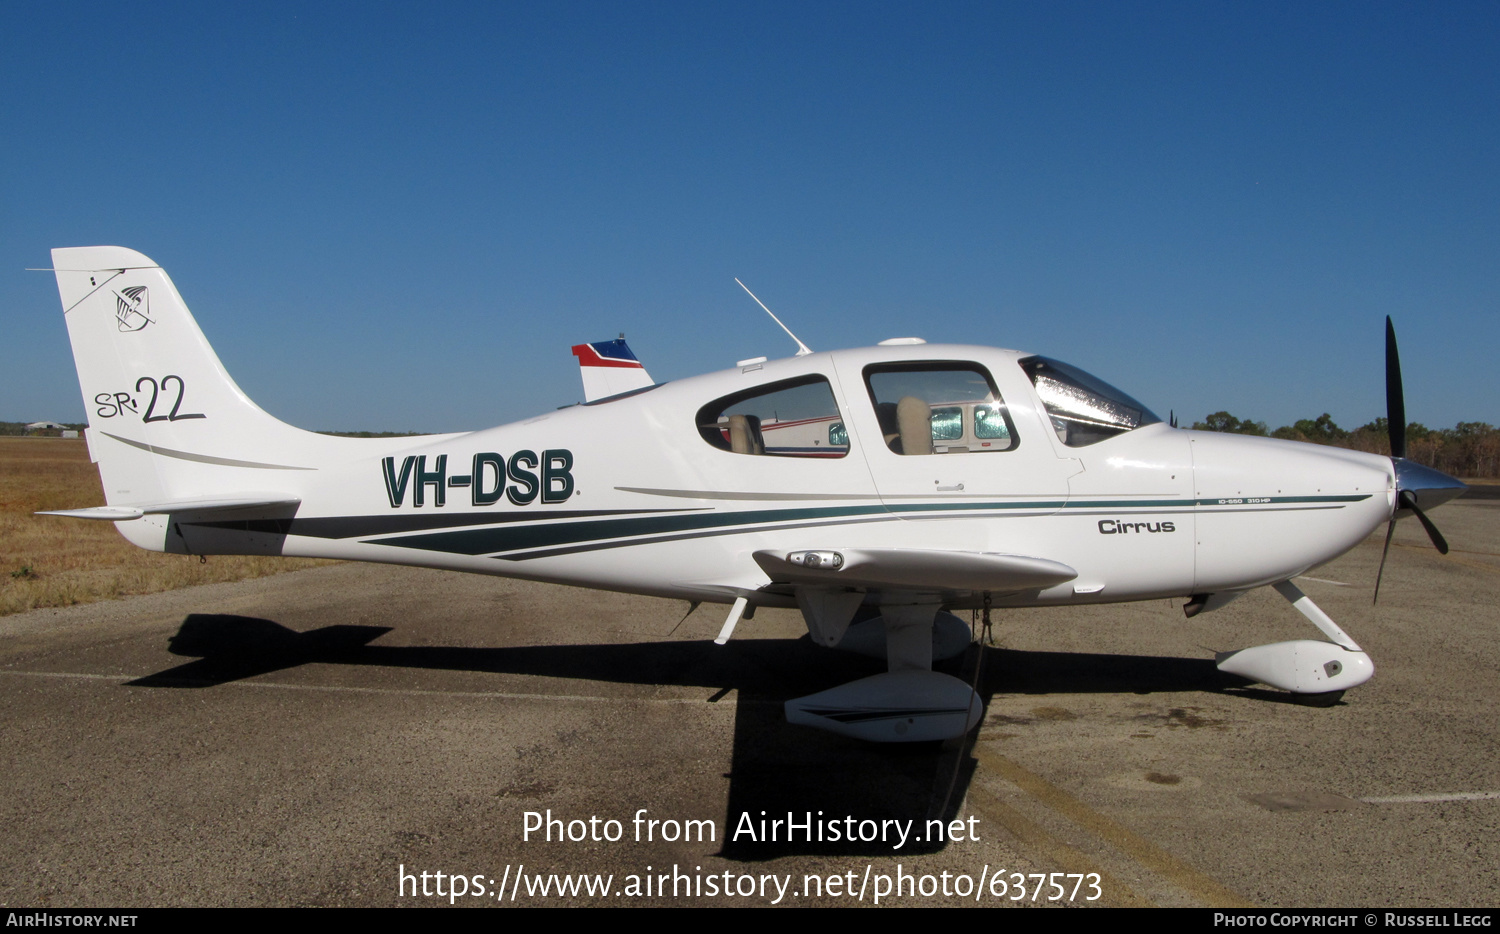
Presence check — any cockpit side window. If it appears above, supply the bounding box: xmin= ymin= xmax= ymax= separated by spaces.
xmin=1019 ymin=355 xmax=1161 ymax=447
xmin=696 ymin=376 xmax=849 ymax=458
xmin=862 ymin=362 xmax=1019 ymax=455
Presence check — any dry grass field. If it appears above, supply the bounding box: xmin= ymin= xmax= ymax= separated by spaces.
xmin=0 ymin=437 xmax=333 ymax=616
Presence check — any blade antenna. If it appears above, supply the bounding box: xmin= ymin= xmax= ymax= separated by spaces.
xmin=735 ymin=278 xmax=812 ymax=356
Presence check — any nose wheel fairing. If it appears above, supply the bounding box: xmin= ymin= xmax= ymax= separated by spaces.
xmin=1214 ymin=580 xmax=1374 ymax=696
xmin=1216 ymin=640 xmax=1374 ymax=694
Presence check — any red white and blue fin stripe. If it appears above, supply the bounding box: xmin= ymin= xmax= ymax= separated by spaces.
xmin=571 ymin=338 xmax=655 ymax=402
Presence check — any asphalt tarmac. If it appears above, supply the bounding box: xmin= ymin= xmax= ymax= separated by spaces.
xmin=2 ymin=500 xmax=1496 ymax=908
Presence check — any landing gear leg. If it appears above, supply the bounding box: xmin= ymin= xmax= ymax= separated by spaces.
xmin=882 ymin=603 xmax=938 ymax=672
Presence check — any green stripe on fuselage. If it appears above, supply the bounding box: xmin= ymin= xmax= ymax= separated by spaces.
xmin=359 ymin=493 xmax=1370 ymax=558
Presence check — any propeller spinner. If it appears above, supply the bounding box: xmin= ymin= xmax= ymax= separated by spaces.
xmin=1374 ymin=317 xmax=1467 ymax=602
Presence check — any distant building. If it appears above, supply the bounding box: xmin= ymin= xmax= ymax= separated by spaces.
xmin=24 ymin=421 xmax=67 ymax=433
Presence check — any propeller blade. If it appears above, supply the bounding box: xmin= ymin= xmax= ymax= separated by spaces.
xmin=1373 ymin=517 xmax=1397 ymax=604
xmin=1385 ymin=316 xmax=1407 ymax=459
xmin=1400 ymin=489 xmax=1450 ymax=555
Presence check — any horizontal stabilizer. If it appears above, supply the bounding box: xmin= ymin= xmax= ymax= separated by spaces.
xmin=754 ymin=548 xmax=1076 ymax=593
xmin=39 ymin=495 xmax=300 ymax=521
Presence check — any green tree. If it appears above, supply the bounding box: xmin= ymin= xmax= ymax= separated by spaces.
xmin=1278 ymin=413 xmax=1346 ymax=443
xmin=1447 ymin=421 xmax=1495 ymax=441
xmin=1192 ymin=411 xmax=1268 ymax=435
xmin=1357 ymin=417 xmax=1431 ymax=438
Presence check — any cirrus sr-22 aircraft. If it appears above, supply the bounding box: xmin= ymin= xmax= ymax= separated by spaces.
xmin=41 ymin=246 xmax=1467 ymax=742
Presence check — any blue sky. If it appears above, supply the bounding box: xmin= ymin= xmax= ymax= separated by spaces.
xmin=4 ymin=1 xmax=1496 ymax=432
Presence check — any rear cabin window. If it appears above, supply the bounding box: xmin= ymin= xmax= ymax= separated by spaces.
xmin=863 ymin=363 xmax=1019 ymax=455
xmin=696 ymin=376 xmax=849 ymax=458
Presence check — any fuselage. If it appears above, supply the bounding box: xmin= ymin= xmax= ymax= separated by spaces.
xmin=170 ymin=342 xmax=1394 ymax=610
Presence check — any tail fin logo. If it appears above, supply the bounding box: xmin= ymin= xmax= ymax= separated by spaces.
xmin=114 ymin=286 xmax=153 ymax=332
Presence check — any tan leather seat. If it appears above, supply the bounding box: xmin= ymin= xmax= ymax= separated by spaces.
xmin=896 ymin=396 xmax=933 ymax=456
xmin=727 ymin=414 xmax=765 ymax=455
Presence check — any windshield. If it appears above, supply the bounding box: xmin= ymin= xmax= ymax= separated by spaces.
xmin=1019 ymin=356 xmax=1160 ymax=447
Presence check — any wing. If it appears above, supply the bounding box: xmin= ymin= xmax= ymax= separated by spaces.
xmin=752 ymin=547 xmax=1076 ymax=593
xmin=748 ymin=547 xmax=1077 ymax=743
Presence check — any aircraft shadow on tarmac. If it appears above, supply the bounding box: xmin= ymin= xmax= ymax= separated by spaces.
xmin=130 ymin=613 xmax=1258 ymax=860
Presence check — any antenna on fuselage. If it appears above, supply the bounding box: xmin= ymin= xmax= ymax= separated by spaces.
xmin=735 ymin=278 xmax=812 ymax=356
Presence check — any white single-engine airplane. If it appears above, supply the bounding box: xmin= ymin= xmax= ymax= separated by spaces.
xmin=42 ymin=246 xmax=1467 ymax=742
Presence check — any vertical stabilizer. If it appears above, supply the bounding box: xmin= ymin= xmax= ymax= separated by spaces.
xmin=51 ymin=247 xmax=319 ymax=522
xmin=570 ymin=337 xmax=654 ymax=402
